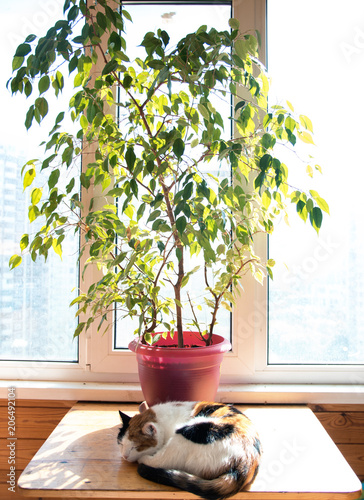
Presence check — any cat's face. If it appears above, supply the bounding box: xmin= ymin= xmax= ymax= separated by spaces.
xmin=117 ymin=409 xmax=161 ymax=462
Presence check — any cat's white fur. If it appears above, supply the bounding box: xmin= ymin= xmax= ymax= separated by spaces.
xmin=119 ymin=401 xmax=248 ymax=479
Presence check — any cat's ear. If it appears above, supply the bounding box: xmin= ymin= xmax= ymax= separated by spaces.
xmin=119 ymin=411 xmax=131 ymax=429
xmin=142 ymin=422 xmax=157 ymax=437
xmin=139 ymin=401 xmax=149 ymax=413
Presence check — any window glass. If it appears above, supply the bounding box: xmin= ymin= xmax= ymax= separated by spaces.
xmin=0 ymin=0 xmax=78 ymax=362
xmin=114 ymin=2 xmax=232 ymax=348
xmin=268 ymin=0 xmax=364 ymax=364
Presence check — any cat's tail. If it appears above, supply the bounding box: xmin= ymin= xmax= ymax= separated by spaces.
xmin=137 ymin=461 xmax=259 ymax=500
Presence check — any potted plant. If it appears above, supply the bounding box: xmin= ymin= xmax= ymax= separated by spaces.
xmin=8 ymin=0 xmax=328 ymax=404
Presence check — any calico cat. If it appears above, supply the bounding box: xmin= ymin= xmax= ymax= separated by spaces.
xmin=117 ymin=401 xmax=262 ymax=500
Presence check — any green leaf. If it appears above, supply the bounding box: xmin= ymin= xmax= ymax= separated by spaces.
xmin=23 ymin=168 xmax=36 ymax=189
xmin=48 ymin=169 xmax=60 ymax=189
xmin=25 ymin=106 xmax=35 ymax=130
xmin=146 ymin=160 xmax=154 ymax=174
xmin=66 ymin=177 xmax=75 ymax=194
xmin=62 ymin=146 xmax=74 ymax=167
xmin=9 ymin=255 xmax=22 ymax=270
xmin=125 ymin=147 xmax=136 ymax=171
xmin=105 ymin=4 xmax=117 ymax=24
xmin=147 ymin=210 xmax=161 ymax=222
xmin=255 ymin=29 xmax=262 ymax=48
xmin=102 ymin=59 xmax=118 ymax=76
xmin=123 ymin=74 xmax=133 ymax=89
xmin=28 ymin=205 xmax=39 ymax=223
xmin=73 ymin=322 xmax=85 ymax=338
xmin=12 ymin=56 xmax=24 ymax=71
xmin=108 ymin=31 xmax=122 ymax=53
xmin=80 ymin=114 xmax=88 ymax=129
xmin=229 ymin=18 xmax=240 ymax=30
xmin=259 ymin=154 xmax=272 ymax=171
xmin=198 ymin=103 xmax=209 ymax=120
xmin=234 ymin=39 xmax=247 ymax=60
xmin=262 ymin=190 xmax=271 ymax=209
xmin=23 ymin=80 xmax=31 ymax=97
xmin=96 ymin=11 xmax=108 ymax=30
xmin=285 ymin=116 xmax=296 ymax=133
xmin=286 ymin=100 xmax=294 ymax=112
xmin=55 ymin=112 xmax=65 ymax=124
xmin=183 ymin=182 xmax=193 ymax=200
xmin=157 ymin=241 xmax=165 ymax=253
xmin=137 ymin=203 xmax=146 ymax=220
xmin=160 ymin=30 xmax=170 ymax=47
xmin=56 ymin=72 xmax=64 ymax=92
xmin=173 ymin=137 xmax=185 ymax=159
xmin=296 ymin=200 xmax=308 ymax=221
xmin=234 ymin=100 xmax=245 ymax=114
xmin=121 ymin=7 xmax=132 ymax=21
xmin=147 ymin=59 xmax=165 ymax=70
xmin=124 ymin=204 xmax=134 ymax=218
xmin=68 ymin=4 xmax=79 ymax=21
xmin=299 ymin=130 xmax=314 ymax=144
xmin=35 ymin=97 xmax=48 ymax=119
xmin=38 ymin=75 xmax=50 ymax=95
xmin=300 ymin=114 xmax=313 ymax=132
xmin=309 ymin=206 xmax=323 ymax=234
xmin=176 ymin=247 xmax=183 ymax=262
xmin=176 ymin=216 xmax=186 ymax=235
xmin=144 ymin=333 xmax=152 ymax=345
xmin=41 ymin=154 xmax=57 ymax=170
xmin=31 ymin=187 xmax=42 ymax=205
xmin=74 ymin=72 xmax=84 ymax=87
xmin=20 ymin=234 xmax=29 ymax=251
xmin=309 ymin=190 xmax=330 ymax=214
xmin=25 ymin=34 xmax=36 ymax=43
xmin=69 ymin=55 xmax=78 ymax=73
xmin=53 ymin=239 xmax=63 ymax=258
xmin=261 ymin=133 xmax=273 ymax=149
xmin=15 ymin=43 xmax=31 ymax=57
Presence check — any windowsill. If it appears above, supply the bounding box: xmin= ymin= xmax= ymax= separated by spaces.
xmin=0 ymin=380 xmax=363 ymax=404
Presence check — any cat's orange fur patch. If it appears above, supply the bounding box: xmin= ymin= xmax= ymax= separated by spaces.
xmin=127 ymin=408 xmax=158 ymax=451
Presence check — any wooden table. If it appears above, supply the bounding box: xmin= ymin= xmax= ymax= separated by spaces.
xmin=18 ymin=402 xmax=362 ymax=500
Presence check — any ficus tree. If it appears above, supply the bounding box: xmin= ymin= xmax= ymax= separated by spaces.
xmin=8 ymin=0 xmax=328 ymax=348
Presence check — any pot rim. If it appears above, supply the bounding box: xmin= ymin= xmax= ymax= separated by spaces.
xmin=129 ymin=332 xmax=231 ymax=356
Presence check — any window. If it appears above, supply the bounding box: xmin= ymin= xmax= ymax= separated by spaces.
xmin=113 ymin=1 xmax=232 ymax=350
xmin=0 ymin=0 xmax=79 ymax=363
xmin=1 ymin=0 xmax=362 ymax=389
xmin=266 ymin=0 xmax=364 ymax=375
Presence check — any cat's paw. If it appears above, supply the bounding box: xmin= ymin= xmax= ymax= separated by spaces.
xmin=138 ymin=455 xmax=154 ymax=466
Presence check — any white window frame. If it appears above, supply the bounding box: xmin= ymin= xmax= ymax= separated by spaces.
xmin=1 ymin=0 xmax=364 ymax=392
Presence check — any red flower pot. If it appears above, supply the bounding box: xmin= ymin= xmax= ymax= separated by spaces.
xmin=129 ymin=332 xmax=231 ymax=406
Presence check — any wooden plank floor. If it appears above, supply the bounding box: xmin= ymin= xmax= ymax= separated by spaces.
xmin=0 ymin=399 xmax=75 ymax=500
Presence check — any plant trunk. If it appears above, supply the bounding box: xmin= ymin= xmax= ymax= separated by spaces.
xmin=160 ymin=176 xmax=185 ymax=348
xmin=175 ymin=284 xmax=184 ymax=348
xmin=174 ymin=239 xmax=184 ymax=348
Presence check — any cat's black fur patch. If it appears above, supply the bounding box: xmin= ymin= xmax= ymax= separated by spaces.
xmin=223 ymin=406 xmax=244 ymax=418
xmin=253 ymin=436 xmax=262 ymax=455
xmin=195 ymin=403 xmax=225 ymax=418
xmin=117 ymin=411 xmax=131 ymax=444
xmin=177 ymin=421 xmax=235 ymax=444
xmin=138 ymin=463 xmax=176 ymax=487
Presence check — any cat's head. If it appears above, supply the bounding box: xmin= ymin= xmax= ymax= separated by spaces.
xmin=117 ymin=408 xmax=161 ymax=462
